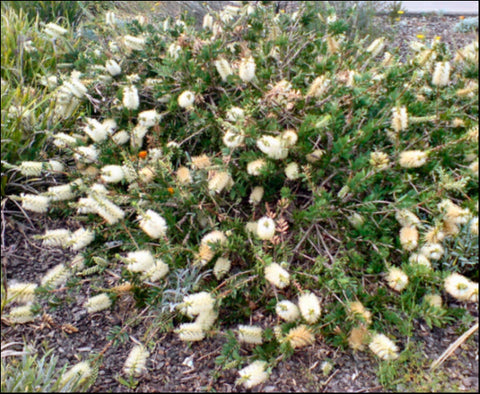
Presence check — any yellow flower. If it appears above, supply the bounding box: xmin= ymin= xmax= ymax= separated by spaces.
xmin=416 ymin=34 xmax=425 ymax=39
xmin=397 ymin=10 xmax=404 ymax=14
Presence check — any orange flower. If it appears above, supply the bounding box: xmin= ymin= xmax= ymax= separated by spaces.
xmin=167 ymin=187 xmax=174 ymax=195
xmin=138 ymin=151 xmax=148 ymax=159
xmin=459 ymin=15 xmax=465 ymax=20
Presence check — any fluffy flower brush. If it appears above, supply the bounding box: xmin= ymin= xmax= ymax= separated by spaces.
xmin=20 ymin=193 xmax=50 ymax=213
xmin=178 ymin=291 xmax=215 ymax=318
xmin=256 ymin=135 xmax=288 ymax=160
xmin=386 ymin=267 xmax=408 ymax=291
xmin=8 ymin=305 xmax=35 ymax=324
xmin=399 ymin=150 xmax=428 ymax=168
xmin=123 ymin=35 xmax=146 ymax=51
xmin=285 ymin=324 xmax=315 ymax=349
xmin=84 ymin=293 xmax=112 ymax=313
xmin=432 ymin=61 xmax=451 ymax=87
xmin=213 ymin=257 xmax=231 ymax=280
xmin=249 ymin=186 xmax=264 ymax=205
xmin=391 ymin=106 xmax=408 ymax=132
xmin=238 ymin=325 xmax=263 ymax=344
xmin=236 ymin=360 xmax=269 ymax=389
xmin=59 ymin=361 xmax=92 ymax=387
xmin=123 ymin=85 xmax=139 ymax=110
xmin=395 ymin=209 xmax=421 ymax=227
xmin=276 ymin=300 xmax=300 ymax=322
xmin=178 ymin=90 xmax=195 ymax=108
xmin=7 ymin=282 xmax=37 ymax=304
xmin=264 ymin=263 xmax=290 ymax=289
xmin=124 ymin=345 xmax=149 ymax=376
xmin=369 ymin=333 xmax=399 ymax=360
xmin=19 ymin=161 xmax=43 ymax=176
xmin=369 ymin=152 xmax=389 ymax=169
xmin=444 ymin=273 xmax=478 ymax=302
xmin=100 ymin=165 xmax=125 ymax=183
xmin=68 ymin=228 xmax=94 ymax=251
xmin=215 ymin=58 xmax=233 ymax=81
xmin=256 ymin=217 xmax=276 ymax=240
xmin=247 ymin=159 xmax=267 ymax=176
xmin=238 ymin=56 xmax=256 ymax=82
xmin=176 ymin=322 xmax=206 ymax=341
xmin=298 ymin=293 xmax=321 ymax=324
xmin=138 ymin=209 xmax=167 ymax=239
xmin=348 ymin=301 xmax=372 ymax=325
xmin=41 ymin=264 xmax=70 ymax=288
xmin=399 ymin=226 xmax=419 ymax=251
xmin=208 ymin=171 xmax=234 ymax=193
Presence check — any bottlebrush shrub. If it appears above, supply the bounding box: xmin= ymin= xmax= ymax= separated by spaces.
xmin=6 ymin=1 xmax=479 ymax=389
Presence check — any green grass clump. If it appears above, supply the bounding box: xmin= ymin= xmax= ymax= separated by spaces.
xmin=1 ymin=1 xmax=478 ymax=390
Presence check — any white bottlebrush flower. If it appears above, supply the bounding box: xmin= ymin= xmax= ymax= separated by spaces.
xmin=348 ymin=301 xmax=372 ymax=324
xmin=39 ymin=229 xmax=72 ymax=247
xmin=265 ymin=263 xmax=290 ymax=289
xmin=369 ymin=333 xmax=399 ymax=360
xmin=424 ymin=294 xmax=443 ymax=308
xmin=91 ymin=195 xmax=125 ymax=225
xmin=123 ymin=85 xmax=139 ymax=110
xmin=138 ymin=109 xmax=161 ymax=128
xmin=399 ymin=226 xmax=419 ymax=251
xmin=138 ymin=209 xmax=168 ymax=239
xmin=257 ymin=135 xmax=288 ymax=160
xmin=276 ymin=300 xmax=300 ymax=322
xmin=226 ymin=107 xmax=245 ymax=123
xmin=190 ymin=154 xmax=211 ymax=169
xmin=178 ymin=90 xmax=195 ymax=108
xmin=469 ymin=160 xmax=479 ymax=176
xmin=370 ymin=151 xmax=390 ymax=169
xmin=167 ymin=43 xmax=182 ymax=59
xmin=84 ymin=293 xmax=112 ymax=313
xmin=19 ymin=161 xmax=43 ymax=176
xmin=419 ymin=243 xmax=444 ymax=260
xmin=298 ymin=293 xmax=321 ymax=323
xmin=8 ymin=305 xmax=35 ymax=323
xmin=195 ymin=309 xmax=218 ymax=330
xmin=399 ymin=150 xmax=428 ymax=168
xmin=179 ymin=292 xmax=215 ymax=317
xmin=470 ymin=217 xmax=478 ymax=235
xmin=63 ymin=77 xmax=87 ymax=99
xmin=68 ymin=228 xmax=95 ymax=251
xmin=285 ymin=325 xmax=315 ymax=349
xmin=208 ymin=171 xmax=233 ymax=193
xmin=386 ymin=267 xmax=409 ymax=291
xmin=176 ymin=166 xmax=192 ymax=185
xmin=203 ymin=13 xmax=213 ymax=29
xmin=125 ymin=250 xmax=155 ymax=273
xmin=20 ymin=193 xmax=50 ymax=213
xmin=44 ymin=22 xmax=68 ymax=39
xmin=408 ymin=253 xmax=432 ymax=269
xmin=124 ymin=345 xmax=149 ymax=376
xmin=256 ymin=217 xmax=276 ymax=240
xmin=391 ymin=106 xmax=408 ymax=132
xmin=130 ymin=125 xmax=149 ymax=149
xmin=46 ymin=184 xmax=75 ymax=201
xmin=281 ymin=129 xmax=298 ymax=147
xmin=213 ymin=257 xmax=231 ymax=280
xmin=395 ymin=209 xmax=421 ymax=227
xmin=247 ymin=159 xmax=267 ymax=176
xmin=60 ymin=362 xmax=92 ymax=387
xmin=285 ymin=162 xmax=300 ymax=180
xmin=74 ymin=145 xmax=99 ymax=163
xmin=176 ymin=322 xmax=205 ymax=341
xmin=348 ymin=213 xmax=365 ymax=229
xmin=123 ymin=35 xmax=146 ymax=51
xmin=432 ymin=61 xmax=450 ymax=87
xmin=139 ymin=166 xmax=155 ymax=183
xmin=41 ymin=264 xmax=70 ymax=288
xmin=215 ymin=58 xmax=233 ymax=81
xmin=100 ymin=165 xmax=125 ymax=183
xmin=366 ymin=37 xmax=385 ymax=57
xmin=439 ymin=200 xmax=471 ymax=225
xmin=105 ymin=11 xmax=116 ymax=26
xmin=143 ymin=259 xmax=169 ymax=282
xmin=238 ymin=56 xmax=256 ymax=82
xmin=53 ymin=132 xmax=79 ymax=148
xmin=112 ymin=130 xmax=130 ymax=145
xmin=201 ymin=230 xmax=227 ymax=246
xmin=306 ymin=149 xmax=325 ymax=163
xmin=238 ymin=325 xmax=263 ymax=345
xmin=223 ymin=129 xmax=244 ymax=148
xmin=236 ymin=360 xmax=269 ymax=389
xmin=249 ymin=186 xmax=264 ymax=205
xmin=444 ymin=273 xmax=478 ymax=302
xmin=106 ymin=59 xmax=121 ymax=76
xmin=7 ymin=282 xmax=37 ymax=304
xmin=306 ymin=75 xmax=329 ymax=98
xmin=46 ymin=159 xmax=64 ymax=172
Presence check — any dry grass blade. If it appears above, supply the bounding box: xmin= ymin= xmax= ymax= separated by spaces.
xmin=430 ymin=321 xmax=479 ymax=370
